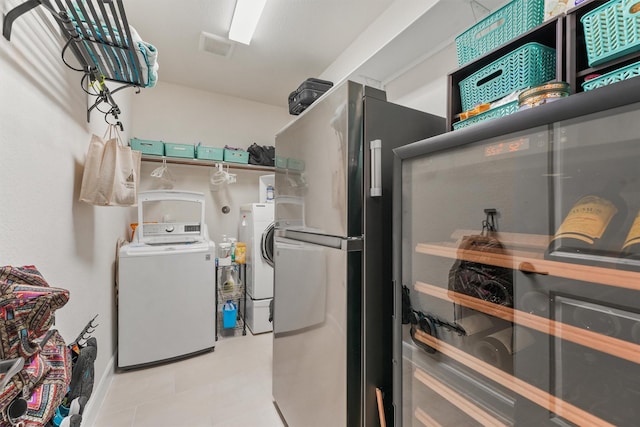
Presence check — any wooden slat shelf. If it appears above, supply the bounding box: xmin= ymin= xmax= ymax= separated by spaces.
xmin=141 ymin=154 xmax=275 ymax=172
xmin=415 ymin=407 xmax=442 ymax=427
xmin=415 ymin=242 xmax=640 ymax=291
xmin=450 ymin=229 xmax=551 ymax=250
xmin=413 ymin=330 xmax=614 ymax=427
xmin=414 ymin=368 xmax=508 ymax=427
xmin=415 ymin=281 xmax=640 ymax=365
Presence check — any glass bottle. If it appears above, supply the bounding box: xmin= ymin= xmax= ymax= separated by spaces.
xmin=546 ymin=180 xmax=627 ymax=260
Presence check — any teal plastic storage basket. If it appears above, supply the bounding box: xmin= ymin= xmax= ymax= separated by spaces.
xmin=453 ymin=101 xmax=519 ymax=130
xmin=459 ymin=42 xmax=556 ymax=112
xmin=130 ymin=138 xmax=164 ymax=156
xmin=581 ymin=0 xmax=640 ymax=67
xmin=456 ymin=0 xmax=545 ymax=66
xmin=582 ymin=60 xmax=640 ymax=91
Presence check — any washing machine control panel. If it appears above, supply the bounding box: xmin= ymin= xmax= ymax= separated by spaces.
xmin=140 ymin=223 xmax=203 ymax=244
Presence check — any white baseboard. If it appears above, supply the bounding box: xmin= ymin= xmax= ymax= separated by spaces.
xmin=82 ymin=352 xmax=115 ymax=427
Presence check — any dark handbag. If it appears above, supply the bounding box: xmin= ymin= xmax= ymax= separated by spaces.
xmin=447 ymin=234 xmax=514 ymax=307
xmin=247 ymin=143 xmax=275 ymax=166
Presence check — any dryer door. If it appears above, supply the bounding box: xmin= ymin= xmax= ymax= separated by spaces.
xmin=261 ymin=221 xmax=275 ymax=267
xmin=247 ymin=218 xmax=275 ymax=300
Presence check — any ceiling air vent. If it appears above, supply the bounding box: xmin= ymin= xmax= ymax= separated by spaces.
xmin=199 ymin=31 xmax=235 ymax=58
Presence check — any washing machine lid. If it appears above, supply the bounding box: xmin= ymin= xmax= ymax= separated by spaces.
xmin=120 ymin=239 xmax=215 ymax=257
xmin=137 ymin=191 xmax=207 ymax=244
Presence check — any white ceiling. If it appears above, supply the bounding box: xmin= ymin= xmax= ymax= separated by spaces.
xmin=125 ymin=0 xmax=395 ymax=108
xmin=125 ymin=0 xmax=509 ymax=109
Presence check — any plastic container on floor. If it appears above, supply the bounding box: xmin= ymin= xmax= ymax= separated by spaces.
xmin=222 ymin=300 xmax=238 ymax=329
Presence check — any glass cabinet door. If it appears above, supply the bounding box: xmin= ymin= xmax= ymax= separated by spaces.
xmin=400 ymin=101 xmax=640 ymax=426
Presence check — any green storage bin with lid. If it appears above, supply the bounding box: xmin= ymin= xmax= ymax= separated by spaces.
xmin=196 ymin=145 xmax=224 ymax=161
xmin=223 ymin=149 xmax=249 ymax=164
xmin=165 ymin=143 xmax=195 ymax=159
xmin=130 ymin=138 xmax=164 ymax=156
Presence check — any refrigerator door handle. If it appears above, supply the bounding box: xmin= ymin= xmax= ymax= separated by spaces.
xmin=276 ymin=229 xmax=363 ymax=251
xmin=370 ymin=139 xmax=382 ymax=197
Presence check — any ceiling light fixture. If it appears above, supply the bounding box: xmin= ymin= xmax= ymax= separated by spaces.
xmin=228 ymin=0 xmax=267 ymax=45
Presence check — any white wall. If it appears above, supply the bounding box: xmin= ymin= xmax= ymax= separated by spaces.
xmin=130 ymin=81 xmax=291 ymax=243
xmin=385 ymin=42 xmax=459 ymax=117
xmin=324 ymin=0 xmax=510 ymax=120
xmin=0 ymin=4 xmax=134 ymax=423
xmin=0 ymin=6 xmax=289 ymax=426
xmin=320 ymin=0 xmax=439 ymax=86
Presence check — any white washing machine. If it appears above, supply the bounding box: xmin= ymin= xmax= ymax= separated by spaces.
xmin=118 ymin=191 xmax=216 ymax=369
xmin=239 ymin=203 xmax=274 ymax=333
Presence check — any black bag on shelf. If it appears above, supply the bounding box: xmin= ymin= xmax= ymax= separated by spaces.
xmin=448 ymin=234 xmax=514 ymax=307
xmin=247 ymin=143 xmax=275 ymax=166
xmin=288 ymin=78 xmax=333 ymax=115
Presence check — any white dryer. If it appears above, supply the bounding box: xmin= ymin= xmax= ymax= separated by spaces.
xmin=118 ymin=191 xmax=216 ymax=369
xmin=239 ymin=203 xmax=274 ymax=333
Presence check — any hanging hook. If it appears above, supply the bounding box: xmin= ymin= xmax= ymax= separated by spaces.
xmin=482 ymin=208 xmax=497 ymax=233
xmin=103 ymin=107 xmax=124 ymax=131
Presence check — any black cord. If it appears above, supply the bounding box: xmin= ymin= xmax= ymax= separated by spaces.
xmin=413 ymin=310 xmax=466 ymax=336
xmin=80 ymin=73 xmax=101 ymax=96
xmin=61 ymin=38 xmax=85 ymax=72
xmin=94 ymin=103 xmax=112 ymax=115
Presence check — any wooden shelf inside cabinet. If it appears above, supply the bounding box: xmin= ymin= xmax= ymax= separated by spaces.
xmin=414 ymin=407 xmax=441 ymax=427
xmin=414 ymin=281 xmax=640 ymax=365
xmin=447 ymin=16 xmax=565 ymax=131
xmin=415 ymin=240 xmax=640 ymax=291
xmin=141 ymin=154 xmax=275 ymax=172
xmin=412 ymin=330 xmax=614 ymax=427
xmin=414 ymin=368 xmax=508 ymax=427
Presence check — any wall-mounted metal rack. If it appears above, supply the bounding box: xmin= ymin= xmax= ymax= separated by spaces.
xmin=3 ymin=0 xmax=150 ymax=128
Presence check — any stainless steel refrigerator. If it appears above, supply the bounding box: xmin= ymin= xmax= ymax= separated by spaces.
xmin=272 ymin=80 xmax=445 ymax=427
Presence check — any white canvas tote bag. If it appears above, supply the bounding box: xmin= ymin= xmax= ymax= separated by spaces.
xmin=79 ymin=125 xmax=141 ymax=206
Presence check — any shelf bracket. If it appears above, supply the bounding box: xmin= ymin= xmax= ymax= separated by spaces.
xmin=3 ymin=0 xmax=149 ymax=129
xmin=2 ymin=0 xmax=42 ymax=41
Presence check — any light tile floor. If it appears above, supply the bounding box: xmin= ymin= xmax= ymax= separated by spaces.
xmin=93 ymin=332 xmax=285 ymax=427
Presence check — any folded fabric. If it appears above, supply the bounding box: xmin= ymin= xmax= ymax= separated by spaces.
xmin=128 ymin=25 xmax=159 ymax=88
xmin=68 ymin=4 xmax=158 ymax=87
